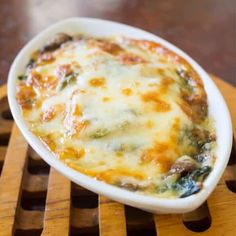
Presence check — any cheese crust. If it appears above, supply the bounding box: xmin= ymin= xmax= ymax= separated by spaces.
xmin=16 ymin=34 xmax=216 ymax=198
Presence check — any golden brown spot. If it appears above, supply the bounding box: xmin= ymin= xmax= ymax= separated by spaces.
xmin=122 ymin=88 xmax=132 ymax=96
xmin=71 ymin=61 xmax=81 ymax=70
xmin=140 ymin=66 xmax=159 ymax=77
xmin=119 ymin=53 xmax=146 ymax=65
xmin=78 ymin=147 xmax=86 ymax=158
xmin=141 ymin=91 xmax=171 ymax=112
xmin=27 ymin=70 xmax=42 ymax=88
xmin=38 ymin=52 xmax=55 ymax=64
xmin=55 ymin=64 xmax=72 ymax=78
xmin=31 ymin=50 xmax=39 ymax=61
xmin=156 ymin=68 xmax=165 ymax=76
xmin=140 ymin=142 xmax=178 ymax=172
xmin=34 ymin=99 xmax=42 ymax=109
xmin=170 ymin=118 xmax=181 ymax=143
xmin=96 ymin=168 xmax=145 ymax=183
xmin=140 ymin=143 xmax=169 ymax=164
xmin=89 ymin=77 xmax=106 ymax=87
xmin=146 ymin=120 xmax=154 ymax=128
xmin=27 ymin=70 xmax=58 ymax=90
xmin=66 ymin=163 xmax=100 ymax=177
xmin=43 ymin=75 xmax=59 ymax=90
xmin=116 ymin=152 xmax=124 ymax=157
xmin=96 ymin=40 xmax=123 ymax=55
xmin=57 ymin=147 xmax=85 ymax=160
xmin=42 ymin=104 xmax=65 ymax=122
xmin=39 ymin=134 xmax=56 ymax=152
xmin=160 ymin=77 xmax=174 ymax=93
xmin=72 ymin=120 xmax=90 ymax=137
xmin=178 ymin=101 xmax=194 ymax=121
xmin=153 ymin=142 xmax=170 ymax=153
xmin=62 ymin=164 xmax=145 ymax=184
xmin=42 ymin=107 xmax=56 ymax=122
xmin=102 ymin=97 xmax=111 ymax=102
xmin=140 ymin=151 xmax=153 ymax=164
xmin=155 ymin=100 xmax=170 ymax=112
xmin=154 ymin=154 xmax=172 ymax=173
xmin=131 ymin=39 xmax=160 ymax=51
xmin=181 ymin=90 xmax=207 ymax=123
xmin=72 ymin=104 xmax=82 ymax=116
xmin=16 ymin=83 xmax=36 ymax=109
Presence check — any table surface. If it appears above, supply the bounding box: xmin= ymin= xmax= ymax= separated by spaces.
xmin=0 ymin=0 xmax=235 ymax=86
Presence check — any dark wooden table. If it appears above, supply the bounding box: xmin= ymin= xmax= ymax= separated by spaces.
xmin=0 ymin=0 xmax=235 ymax=86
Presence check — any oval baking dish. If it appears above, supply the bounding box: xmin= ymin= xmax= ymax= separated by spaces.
xmin=8 ymin=17 xmax=232 ymax=213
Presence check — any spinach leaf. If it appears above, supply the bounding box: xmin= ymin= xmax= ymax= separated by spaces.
xmin=176 ymin=177 xmax=200 ymax=198
xmin=18 ymin=75 xmax=28 ymax=81
xmin=90 ymin=128 xmax=109 ymax=139
xmin=174 ymin=166 xmax=212 ymax=198
xmin=40 ymin=33 xmax=73 ymax=53
xmin=26 ymin=58 xmax=36 ymax=68
xmin=57 ymin=72 xmax=78 ymax=91
xmin=176 ymin=68 xmax=194 ymax=92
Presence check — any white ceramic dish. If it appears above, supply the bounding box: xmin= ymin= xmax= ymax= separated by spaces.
xmin=8 ymin=17 xmax=232 ymax=213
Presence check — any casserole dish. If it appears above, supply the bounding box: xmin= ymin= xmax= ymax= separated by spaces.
xmin=8 ymin=17 xmax=232 ymax=213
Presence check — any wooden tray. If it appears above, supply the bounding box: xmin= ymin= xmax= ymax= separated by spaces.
xmin=0 ymin=76 xmax=235 ymax=236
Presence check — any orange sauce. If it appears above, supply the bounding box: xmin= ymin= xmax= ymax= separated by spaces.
xmin=141 ymin=91 xmax=171 ymax=112
xmin=122 ymin=88 xmax=132 ymax=96
xmin=89 ymin=77 xmax=106 ymax=87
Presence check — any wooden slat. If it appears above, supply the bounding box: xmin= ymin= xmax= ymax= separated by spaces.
xmin=0 ymin=84 xmax=7 ymax=100
xmin=16 ymin=208 xmax=44 ymax=230
xmin=224 ymin=165 xmax=236 ymax=181
xmin=23 ymin=172 xmax=48 ymax=193
xmin=207 ymin=178 xmax=236 ymax=235
xmin=154 ymin=214 xmax=186 ymax=236
xmin=0 ymin=120 xmax=13 ymax=136
xmin=0 ymin=93 xmax=13 ymax=136
xmin=0 ymin=124 xmax=28 ymax=236
xmin=13 ymin=206 xmax=155 ymax=231
xmin=15 ymin=208 xmax=98 ymax=231
xmin=28 ymin=147 xmax=44 ymax=161
xmin=71 ymin=208 xmax=98 ymax=229
xmin=154 ymin=175 xmax=236 ymax=235
xmin=99 ymin=196 xmax=127 ymax=236
xmin=42 ymin=168 xmax=71 ymax=236
xmin=0 ymin=146 xmax=6 ymax=162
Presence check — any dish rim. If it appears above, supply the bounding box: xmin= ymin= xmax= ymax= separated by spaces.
xmin=7 ymin=17 xmax=233 ymax=213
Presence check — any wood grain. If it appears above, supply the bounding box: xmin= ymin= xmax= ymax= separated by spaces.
xmin=99 ymin=196 xmax=127 ymax=236
xmin=0 ymin=146 xmax=6 ymax=162
xmin=16 ymin=208 xmax=44 ymax=230
xmin=0 ymin=84 xmax=7 ymax=100
xmin=0 ymin=124 xmax=28 ymax=236
xmin=41 ymin=168 xmax=71 ymax=236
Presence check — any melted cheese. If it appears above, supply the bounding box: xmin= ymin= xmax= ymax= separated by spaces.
xmin=16 ymin=35 xmax=216 ymax=198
